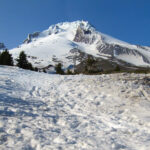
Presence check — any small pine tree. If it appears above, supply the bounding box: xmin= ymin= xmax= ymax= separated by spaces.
xmin=115 ymin=65 xmax=121 ymax=72
xmin=67 ymin=69 xmax=73 ymax=75
xmin=43 ymin=69 xmax=46 ymax=73
xmin=55 ymin=63 xmax=64 ymax=74
xmin=0 ymin=49 xmax=13 ymax=66
xmin=17 ymin=51 xmax=33 ymax=70
xmin=85 ymin=56 xmax=96 ymax=73
xmin=86 ymin=55 xmax=96 ymax=67
xmin=34 ymin=67 xmax=38 ymax=72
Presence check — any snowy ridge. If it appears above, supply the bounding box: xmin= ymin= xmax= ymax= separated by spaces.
xmin=10 ymin=21 xmax=150 ymax=68
xmin=0 ymin=66 xmax=150 ymax=149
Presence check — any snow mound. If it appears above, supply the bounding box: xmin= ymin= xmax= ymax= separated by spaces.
xmin=0 ymin=66 xmax=150 ymax=149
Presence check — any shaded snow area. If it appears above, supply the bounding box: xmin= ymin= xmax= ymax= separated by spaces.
xmin=0 ymin=66 xmax=150 ymax=150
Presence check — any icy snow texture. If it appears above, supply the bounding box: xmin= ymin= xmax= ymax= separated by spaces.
xmin=10 ymin=21 xmax=150 ymax=68
xmin=0 ymin=66 xmax=150 ymax=150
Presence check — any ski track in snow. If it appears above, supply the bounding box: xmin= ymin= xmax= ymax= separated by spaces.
xmin=0 ymin=66 xmax=150 ymax=150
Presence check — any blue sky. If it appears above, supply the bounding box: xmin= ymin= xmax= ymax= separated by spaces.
xmin=0 ymin=0 xmax=150 ymax=48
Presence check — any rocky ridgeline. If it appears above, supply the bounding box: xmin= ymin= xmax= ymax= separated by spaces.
xmin=23 ymin=32 xmax=40 ymax=44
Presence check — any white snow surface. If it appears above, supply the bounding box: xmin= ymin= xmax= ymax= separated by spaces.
xmin=0 ymin=66 xmax=150 ymax=150
xmin=116 ymin=54 xmax=150 ymax=66
xmin=9 ymin=21 xmax=150 ymax=68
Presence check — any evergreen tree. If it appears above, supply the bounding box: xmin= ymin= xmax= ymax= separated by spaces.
xmin=66 ymin=69 xmax=73 ymax=75
xmin=55 ymin=63 xmax=64 ymax=74
xmin=0 ymin=49 xmax=13 ymax=66
xmin=34 ymin=67 xmax=38 ymax=72
xmin=17 ymin=51 xmax=33 ymax=70
xmin=115 ymin=65 xmax=121 ymax=72
xmin=85 ymin=55 xmax=96 ymax=73
xmin=86 ymin=55 xmax=96 ymax=67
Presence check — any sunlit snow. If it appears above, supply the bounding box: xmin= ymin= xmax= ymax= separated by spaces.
xmin=0 ymin=66 xmax=150 ymax=150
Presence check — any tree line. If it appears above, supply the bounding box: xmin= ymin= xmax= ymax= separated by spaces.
xmin=0 ymin=50 xmax=13 ymax=66
xmin=0 ymin=50 xmax=120 ymax=74
xmin=0 ymin=50 xmax=66 ymax=74
xmin=2 ymin=50 xmax=147 ymax=75
xmin=0 ymin=50 xmax=36 ymax=71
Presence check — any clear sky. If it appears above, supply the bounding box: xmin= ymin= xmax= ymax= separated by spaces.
xmin=0 ymin=0 xmax=150 ymax=49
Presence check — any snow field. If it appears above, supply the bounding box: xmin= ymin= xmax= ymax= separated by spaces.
xmin=0 ymin=66 xmax=150 ymax=150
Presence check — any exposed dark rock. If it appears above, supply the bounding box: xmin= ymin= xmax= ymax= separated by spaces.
xmin=66 ymin=48 xmax=142 ymax=74
xmin=23 ymin=32 xmax=40 ymax=44
xmin=96 ymin=43 xmax=150 ymax=64
xmin=73 ymin=23 xmax=150 ymax=67
xmin=74 ymin=26 xmax=96 ymax=44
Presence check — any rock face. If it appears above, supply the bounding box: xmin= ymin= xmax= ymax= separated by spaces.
xmin=96 ymin=43 xmax=150 ymax=64
xmin=23 ymin=32 xmax=40 ymax=44
xmin=0 ymin=43 xmax=6 ymax=50
xmin=73 ymin=23 xmax=150 ymax=67
xmin=74 ymin=26 xmax=96 ymax=44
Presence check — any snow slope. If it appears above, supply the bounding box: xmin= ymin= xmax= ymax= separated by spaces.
xmin=10 ymin=21 xmax=150 ymax=68
xmin=0 ymin=66 xmax=150 ymax=150
xmin=10 ymin=21 xmax=98 ymax=68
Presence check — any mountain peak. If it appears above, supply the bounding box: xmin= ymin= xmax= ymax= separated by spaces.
xmin=45 ymin=20 xmax=94 ymax=36
xmin=23 ymin=20 xmax=94 ymax=44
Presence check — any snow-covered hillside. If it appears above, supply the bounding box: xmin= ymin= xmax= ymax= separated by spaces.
xmin=10 ymin=21 xmax=150 ymax=69
xmin=0 ymin=66 xmax=150 ymax=150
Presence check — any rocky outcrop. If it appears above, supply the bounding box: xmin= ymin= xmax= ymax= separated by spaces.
xmin=74 ymin=26 xmax=96 ymax=44
xmin=73 ymin=22 xmax=150 ymax=67
xmin=23 ymin=32 xmax=40 ymax=44
xmin=96 ymin=43 xmax=150 ymax=64
xmin=66 ymin=48 xmax=138 ymax=73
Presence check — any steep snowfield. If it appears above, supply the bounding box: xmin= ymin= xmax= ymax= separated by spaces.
xmin=0 ymin=66 xmax=150 ymax=150
xmin=115 ymin=54 xmax=150 ymax=66
xmin=10 ymin=21 xmax=150 ymax=68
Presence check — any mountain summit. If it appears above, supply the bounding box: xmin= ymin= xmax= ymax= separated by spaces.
xmin=10 ymin=21 xmax=150 ymax=71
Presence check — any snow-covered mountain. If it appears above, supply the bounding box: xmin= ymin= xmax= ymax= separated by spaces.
xmin=10 ymin=21 xmax=150 ymax=70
